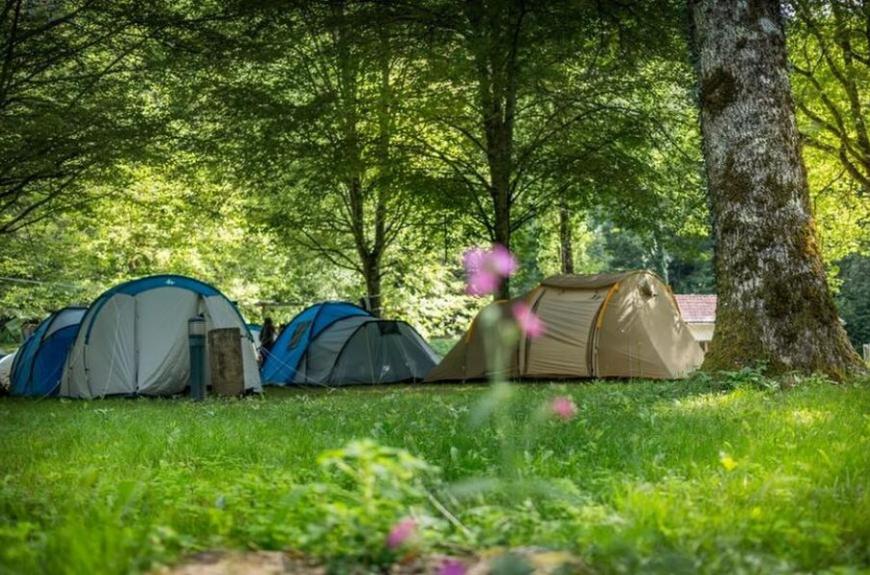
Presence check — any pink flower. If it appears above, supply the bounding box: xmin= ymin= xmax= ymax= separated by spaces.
xmin=466 ymin=269 xmax=500 ymax=296
xmin=463 ymin=244 xmax=518 ymax=296
xmin=551 ymin=396 xmax=577 ymax=421
xmin=488 ymin=244 xmax=518 ymax=276
xmin=462 ymin=247 xmax=487 ymax=272
xmin=386 ymin=518 xmax=416 ymax=550
xmin=438 ymin=558 xmax=467 ymax=575
xmin=512 ymin=301 xmax=545 ymax=338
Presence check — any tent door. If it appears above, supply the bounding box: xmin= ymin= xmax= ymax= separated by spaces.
xmin=588 ymin=283 xmax=619 ymax=377
xmin=522 ymin=288 xmax=607 ymax=378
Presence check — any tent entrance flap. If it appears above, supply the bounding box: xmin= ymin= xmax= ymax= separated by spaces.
xmin=522 ymin=288 xmax=607 ymax=378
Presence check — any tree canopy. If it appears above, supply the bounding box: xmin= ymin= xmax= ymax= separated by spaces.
xmin=0 ymin=0 xmax=866 ymax=350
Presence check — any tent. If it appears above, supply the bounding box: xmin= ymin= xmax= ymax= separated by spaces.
xmin=10 ymin=307 xmax=86 ymax=397
xmin=427 ymin=271 xmax=704 ymax=382
xmin=248 ymin=324 xmax=262 ymax=351
xmin=261 ymin=301 xmax=439 ymax=386
xmin=0 ymin=351 xmax=16 ymax=392
xmin=61 ymin=275 xmax=262 ymax=398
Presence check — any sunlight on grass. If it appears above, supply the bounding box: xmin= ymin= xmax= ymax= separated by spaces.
xmin=790 ymin=407 xmax=831 ymax=426
xmin=0 ymin=380 xmax=868 ymax=574
xmin=665 ymin=389 xmax=748 ymax=411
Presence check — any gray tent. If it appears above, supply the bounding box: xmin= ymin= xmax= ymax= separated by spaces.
xmin=279 ymin=316 xmax=439 ymax=386
xmin=0 ymin=351 xmax=15 ymax=392
xmin=62 ymin=275 xmax=261 ymax=398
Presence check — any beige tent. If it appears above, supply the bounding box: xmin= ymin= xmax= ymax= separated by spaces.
xmin=427 ymin=271 xmax=704 ymax=381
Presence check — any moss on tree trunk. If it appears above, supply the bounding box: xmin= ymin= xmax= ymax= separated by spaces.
xmin=690 ymin=0 xmax=864 ymax=379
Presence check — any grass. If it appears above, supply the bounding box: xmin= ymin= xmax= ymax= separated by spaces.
xmin=0 ymin=377 xmax=868 ymax=574
xmin=428 ymin=337 xmax=457 ymax=358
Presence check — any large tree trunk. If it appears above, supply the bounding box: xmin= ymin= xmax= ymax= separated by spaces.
xmin=347 ymin=175 xmax=384 ymax=317
xmin=559 ymin=196 xmax=574 ymax=274
xmin=335 ymin=1 xmax=387 ymax=318
xmin=466 ymin=0 xmax=524 ymax=301
xmin=363 ymin=255 xmax=382 ymax=317
xmin=491 ymin=157 xmax=512 ymax=300
xmin=690 ymin=0 xmax=863 ymax=378
xmin=486 ymin=128 xmax=513 ymax=301
xmin=362 ymin=24 xmax=393 ymax=319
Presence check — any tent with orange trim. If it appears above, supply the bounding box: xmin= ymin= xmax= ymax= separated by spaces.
xmin=426 ymin=271 xmax=704 ymax=381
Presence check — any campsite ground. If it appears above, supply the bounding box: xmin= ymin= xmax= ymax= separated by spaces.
xmin=0 ymin=377 xmax=868 ymax=574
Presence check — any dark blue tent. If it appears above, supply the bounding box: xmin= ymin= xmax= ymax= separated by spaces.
xmin=261 ymin=301 xmax=371 ymax=384
xmin=10 ymin=307 xmax=87 ymax=397
xmin=260 ymin=301 xmax=438 ymax=386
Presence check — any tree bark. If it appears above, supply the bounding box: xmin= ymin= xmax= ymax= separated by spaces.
xmin=652 ymin=234 xmax=670 ymax=285
xmin=559 ymin=196 xmax=574 ymax=274
xmin=366 ymin=23 xmax=391 ymax=319
xmin=363 ymin=257 xmax=382 ymax=317
xmin=690 ymin=0 xmax=864 ymax=378
xmin=334 ymin=0 xmax=386 ymax=317
xmin=488 ymin=139 xmax=513 ymax=300
xmin=466 ymin=0 xmax=525 ymax=301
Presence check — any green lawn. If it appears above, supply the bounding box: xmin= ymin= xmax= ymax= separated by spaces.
xmin=0 ymin=378 xmax=868 ymax=574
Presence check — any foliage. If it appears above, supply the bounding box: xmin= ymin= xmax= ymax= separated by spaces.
xmin=682 ymin=364 xmax=836 ymax=393
xmin=428 ymin=338 xmax=459 ymax=359
xmin=314 ymin=440 xmax=438 ymax=567
xmin=0 ymin=167 xmax=321 ymax=323
xmin=836 ymin=254 xmax=870 ymax=348
xmin=787 ymin=0 xmax=870 ymax=194
xmin=0 ymin=0 xmax=171 ymax=234
xmin=382 ymin=255 xmax=481 ymax=339
xmin=412 ymin=0 xmax=706 ymax=296
xmin=0 ymin=0 xmax=868 ymax=344
xmin=0 ymin=379 xmax=868 ymax=574
xmin=787 ymin=0 xmax=870 ymax=288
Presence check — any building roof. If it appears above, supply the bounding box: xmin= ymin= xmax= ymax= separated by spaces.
xmin=675 ymin=294 xmax=717 ymax=323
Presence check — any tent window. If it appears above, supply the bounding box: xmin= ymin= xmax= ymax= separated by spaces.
xmin=289 ymin=321 xmax=311 ymax=349
xmin=639 ymin=280 xmax=656 ymax=298
xmin=377 ymin=321 xmax=400 ymax=335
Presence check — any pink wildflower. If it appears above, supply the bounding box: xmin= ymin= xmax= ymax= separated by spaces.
xmin=551 ymin=396 xmax=577 ymax=421
xmin=462 ymin=247 xmax=487 ymax=272
xmin=438 ymin=558 xmax=468 ymax=575
xmin=386 ymin=518 xmax=416 ymax=550
xmin=512 ymin=301 xmax=545 ymax=338
xmin=462 ymin=244 xmax=518 ymax=296
xmin=466 ymin=269 xmax=500 ymax=296
xmin=488 ymin=244 xmax=518 ymax=276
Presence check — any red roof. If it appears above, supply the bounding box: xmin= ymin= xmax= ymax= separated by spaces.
xmin=675 ymin=294 xmax=717 ymax=323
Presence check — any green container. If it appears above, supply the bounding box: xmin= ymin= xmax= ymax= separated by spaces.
xmin=188 ymin=317 xmax=206 ymax=401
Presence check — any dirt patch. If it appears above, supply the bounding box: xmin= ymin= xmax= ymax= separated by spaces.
xmin=153 ymin=551 xmax=321 ymax=575
xmin=154 ymin=548 xmax=588 ymax=574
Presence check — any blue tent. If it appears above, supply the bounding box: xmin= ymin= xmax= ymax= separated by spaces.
xmin=260 ymin=301 xmax=438 ymax=386
xmin=10 ymin=307 xmax=87 ymax=397
xmin=261 ymin=301 xmax=371 ymax=384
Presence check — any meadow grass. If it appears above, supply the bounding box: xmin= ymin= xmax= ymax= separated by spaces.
xmin=0 ymin=377 xmax=868 ymax=574
xmin=427 ymin=338 xmax=458 ymax=358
